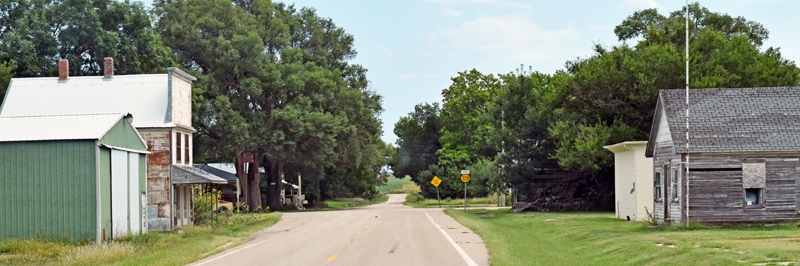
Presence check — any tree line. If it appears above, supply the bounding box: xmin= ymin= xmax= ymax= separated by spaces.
xmin=0 ymin=0 xmax=390 ymax=211
xmin=390 ymin=3 xmax=800 ymax=210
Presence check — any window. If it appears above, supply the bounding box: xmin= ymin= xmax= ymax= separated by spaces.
xmin=654 ymin=171 xmax=662 ymax=201
xmin=185 ymin=134 xmax=190 ymax=165
xmin=745 ymin=188 xmax=762 ymax=206
xmin=672 ymin=169 xmax=679 ymax=201
xmin=176 ymin=132 xmax=182 ymax=164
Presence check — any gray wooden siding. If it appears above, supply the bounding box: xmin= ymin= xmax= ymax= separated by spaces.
xmin=687 ymin=155 xmax=798 ymax=223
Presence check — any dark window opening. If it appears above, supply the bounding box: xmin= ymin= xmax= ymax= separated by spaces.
xmin=176 ymin=132 xmax=182 ymax=163
xmin=745 ymin=188 xmax=762 ymax=206
xmin=185 ymin=134 xmax=190 ymax=164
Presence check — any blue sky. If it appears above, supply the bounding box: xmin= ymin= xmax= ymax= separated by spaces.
xmin=142 ymin=0 xmax=800 ymax=145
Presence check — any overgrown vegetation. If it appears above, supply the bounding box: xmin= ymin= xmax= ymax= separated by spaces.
xmin=403 ymin=192 xmax=506 ymax=208
xmin=0 ymin=213 xmax=281 ymax=266
xmin=446 ymin=209 xmax=800 ymax=265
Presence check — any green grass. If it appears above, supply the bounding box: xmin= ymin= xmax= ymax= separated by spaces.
xmin=377 ymin=175 xmax=416 ymax=193
xmin=445 ymin=209 xmax=800 ymax=265
xmin=0 ymin=212 xmax=282 ymax=266
xmin=286 ymin=195 xmax=391 ymax=212
xmin=404 ymin=195 xmax=499 ymax=208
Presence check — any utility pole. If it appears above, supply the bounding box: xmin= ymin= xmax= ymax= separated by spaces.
xmin=685 ymin=0 xmax=691 ymax=228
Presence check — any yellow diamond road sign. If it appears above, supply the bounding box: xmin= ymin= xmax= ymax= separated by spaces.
xmin=460 ymin=174 xmax=471 ymax=183
xmin=431 ymin=176 xmax=442 ymax=187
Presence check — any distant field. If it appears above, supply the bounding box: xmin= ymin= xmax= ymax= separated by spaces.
xmin=376 ymin=175 xmax=417 ymax=193
xmin=446 ymin=209 xmax=800 ymax=266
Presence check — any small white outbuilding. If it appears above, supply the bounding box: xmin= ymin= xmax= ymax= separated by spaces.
xmin=604 ymin=141 xmax=653 ymax=222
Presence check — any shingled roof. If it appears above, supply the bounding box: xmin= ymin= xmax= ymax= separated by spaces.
xmin=645 ymin=87 xmax=800 ymax=156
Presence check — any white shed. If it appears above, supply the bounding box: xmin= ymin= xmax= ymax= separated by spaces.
xmin=604 ymin=141 xmax=653 ymax=222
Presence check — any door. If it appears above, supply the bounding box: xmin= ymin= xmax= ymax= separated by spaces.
xmin=663 ymin=165 xmax=670 ymax=221
xmin=129 ymin=154 xmax=140 ymax=234
xmin=111 ymin=150 xmax=128 ymax=238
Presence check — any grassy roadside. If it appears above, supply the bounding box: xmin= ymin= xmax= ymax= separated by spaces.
xmin=404 ymin=194 xmax=499 ymax=208
xmin=0 ymin=212 xmax=282 ymax=266
xmin=445 ymin=209 xmax=800 ymax=265
xmin=323 ymin=195 xmax=390 ymax=210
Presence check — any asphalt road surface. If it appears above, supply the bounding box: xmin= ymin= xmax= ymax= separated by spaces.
xmin=187 ymin=194 xmax=489 ymax=266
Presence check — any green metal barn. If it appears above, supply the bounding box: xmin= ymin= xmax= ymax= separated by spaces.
xmin=0 ymin=113 xmax=148 ymax=242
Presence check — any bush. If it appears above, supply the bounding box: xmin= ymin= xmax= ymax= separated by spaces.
xmin=405 ymin=192 xmax=424 ymax=203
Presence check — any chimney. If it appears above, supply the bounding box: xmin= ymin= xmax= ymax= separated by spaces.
xmin=103 ymin=57 xmax=113 ymax=78
xmin=58 ymin=59 xmax=68 ymax=80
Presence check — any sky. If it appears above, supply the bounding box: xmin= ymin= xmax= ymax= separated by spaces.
xmin=141 ymin=0 xmax=800 ymax=145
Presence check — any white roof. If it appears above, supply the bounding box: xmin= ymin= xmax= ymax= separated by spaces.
xmin=0 ymin=113 xmax=124 ymax=142
xmin=0 ymin=74 xmax=171 ymax=128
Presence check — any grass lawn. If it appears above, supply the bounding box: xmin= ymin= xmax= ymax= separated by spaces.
xmin=445 ymin=209 xmax=800 ymax=265
xmin=321 ymin=195 xmax=390 ymax=211
xmin=0 ymin=212 xmax=281 ymax=266
xmin=376 ymin=175 xmax=416 ymax=193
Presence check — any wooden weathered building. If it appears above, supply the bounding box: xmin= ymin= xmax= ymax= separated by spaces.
xmin=645 ymin=87 xmax=800 ymax=224
xmin=0 ymin=59 xmax=225 ymax=231
xmin=0 ymin=114 xmax=148 ymax=241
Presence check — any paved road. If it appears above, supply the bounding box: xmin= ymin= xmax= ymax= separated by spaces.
xmin=187 ymin=194 xmax=489 ymax=266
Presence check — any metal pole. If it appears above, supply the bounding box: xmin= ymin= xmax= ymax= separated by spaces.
xmin=464 ymin=182 xmax=467 ymax=212
xmin=437 ymin=187 xmax=441 ymax=208
xmin=685 ymin=0 xmax=691 ymax=228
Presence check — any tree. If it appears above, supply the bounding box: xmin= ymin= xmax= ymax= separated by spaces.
xmin=437 ymin=69 xmax=500 ymax=169
xmin=390 ymin=103 xmax=442 ymax=179
xmin=0 ymin=61 xmax=15 ymax=105
xmin=547 ymin=3 xmax=798 ymax=195
xmin=486 ymin=68 xmax=563 ymax=190
xmin=0 ymin=0 xmax=172 ymax=77
xmin=156 ymin=0 xmax=383 ymax=211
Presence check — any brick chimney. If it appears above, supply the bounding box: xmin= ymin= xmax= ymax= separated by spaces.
xmin=58 ymin=59 xmax=68 ymax=80
xmin=103 ymin=57 xmax=113 ymax=78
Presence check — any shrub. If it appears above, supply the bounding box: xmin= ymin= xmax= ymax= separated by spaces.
xmin=405 ymin=192 xmax=424 ymax=203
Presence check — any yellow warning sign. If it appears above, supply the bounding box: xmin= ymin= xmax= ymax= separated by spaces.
xmin=431 ymin=176 xmax=442 ymax=187
xmin=460 ymin=174 xmax=471 ymax=183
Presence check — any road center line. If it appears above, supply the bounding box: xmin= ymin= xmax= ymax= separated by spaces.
xmin=424 ymin=212 xmax=479 ymax=266
xmin=346 ymin=241 xmax=351 ymax=245
xmin=328 ymin=255 xmax=337 ymax=261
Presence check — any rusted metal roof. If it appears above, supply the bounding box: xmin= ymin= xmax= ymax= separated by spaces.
xmin=0 ymin=113 xmax=125 ymax=142
xmin=0 ymin=74 xmax=173 ymax=128
xmin=171 ymin=165 xmax=228 ymax=184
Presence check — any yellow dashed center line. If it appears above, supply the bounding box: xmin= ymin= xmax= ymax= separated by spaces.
xmin=328 ymin=255 xmax=337 ymax=261
xmin=365 ymin=225 xmax=368 ymax=227
xmin=358 ymin=232 xmax=361 ymax=234
xmin=346 ymin=241 xmax=351 ymax=245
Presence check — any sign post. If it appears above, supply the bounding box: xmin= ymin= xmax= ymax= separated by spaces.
xmin=431 ymin=176 xmax=442 ymax=208
xmin=461 ymin=170 xmax=470 ymax=211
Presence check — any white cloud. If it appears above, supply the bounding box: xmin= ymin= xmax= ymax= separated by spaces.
xmin=464 ymin=0 xmax=496 ymax=3
xmin=621 ymin=0 xmax=661 ymax=9
xmin=446 ymin=52 xmax=458 ymax=58
xmin=426 ymin=0 xmax=459 ymax=3
xmin=499 ymin=1 xmax=532 ymax=9
xmin=399 ymin=73 xmax=440 ymax=80
xmin=380 ymin=46 xmax=394 ymax=56
xmin=442 ymin=8 xmax=463 ymax=17
xmin=428 ymin=14 xmax=580 ymax=61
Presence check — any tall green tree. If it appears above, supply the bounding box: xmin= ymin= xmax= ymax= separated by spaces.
xmin=156 ymin=0 xmax=383 ymax=210
xmin=390 ymin=103 xmax=443 ymax=179
xmin=437 ymin=69 xmax=500 ymax=169
xmin=0 ymin=0 xmax=172 ymax=77
xmin=549 ymin=4 xmax=799 ymax=182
